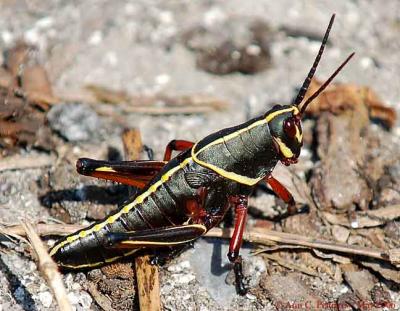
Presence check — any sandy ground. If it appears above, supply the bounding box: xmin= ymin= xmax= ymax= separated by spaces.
xmin=0 ymin=0 xmax=399 ymax=310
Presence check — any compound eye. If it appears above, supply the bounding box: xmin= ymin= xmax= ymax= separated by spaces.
xmin=283 ymin=118 xmax=296 ymax=138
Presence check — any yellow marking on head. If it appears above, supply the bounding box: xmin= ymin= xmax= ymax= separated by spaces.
xmin=273 ymin=137 xmax=294 ymax=158
xmin=95 ymin=167 xmax=116 ymax=172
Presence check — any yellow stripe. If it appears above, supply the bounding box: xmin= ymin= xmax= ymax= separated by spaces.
xmin=265 ymin=106 xmax=298 ymax=122
xmin=120 ymin=225 xmax=206 ymax=246
xmin=193 ymin=119 xmax=267 ymax=155
xmin=50 ymin=157 xmax=193 ymax=257
xmin=59 ymin=249 xmax=139 ymax=269
xmin=121 ymin=240 xmax=196 ymax=246
xmin=95 ymin=167 xmax=116 ymax=172
xmin=191 ymin=106 xmax=298 ymax=185
xmin=192 ymin=147 xmax=262 ymax=186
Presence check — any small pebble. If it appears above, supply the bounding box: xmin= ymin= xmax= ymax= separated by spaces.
xmin=332 ymin=225 xmax=350 ymax=243
xmin=72 ymin=283 xmax=82 ymax=291
xmin=246 ymin=293 xmax=257 ymax=300
xmin=35 ymin=16 xmax=54 ymax=29
xmin=67 ymin=291 xmax=80 ymax=305
xmin=47 ymin=103 xmax=102 ymax=142
xmin=78 ymin=291 xmax=93 ymax=309
xmin=167 ymin=260 xmax=191 ymax=273
xmin=38 ymin=291 xmax=53 ymax=308
xmin=155 ymin=74 xmax=170 ymax=85
xmin=88 ymin=30 xmax=102 ymax=45
xmin=64 ymin=274 xmax=75 ymax=290
xmin=175 ymin=273 xmax=196 ymax=284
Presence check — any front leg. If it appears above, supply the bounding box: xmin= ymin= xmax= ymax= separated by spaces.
xmin=264 ymin=175 xmax=309 ymax=218
xmin=227 ymin=195 xmax=248 ymax=295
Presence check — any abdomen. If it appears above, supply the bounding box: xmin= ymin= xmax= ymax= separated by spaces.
xmin=51 ymin=160 xmax=194 ymax=269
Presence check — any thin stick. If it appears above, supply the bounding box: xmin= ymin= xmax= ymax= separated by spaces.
xmin=0 ymin=153 xmax=56 ymax=172
xmin=135 ymin=256 xmax=162 ymax=311
xmin=2 ymin=223 xmax=82 ymax=237
xmin=4 ymin=223 xmax=396 ymax=264
xmin=206 ymin=228 xmax=390 ymax=262
xmin=21 ymin=221 xmax=72 ymax=311
xmin=122 ymin=128 xmax=161 ymax=311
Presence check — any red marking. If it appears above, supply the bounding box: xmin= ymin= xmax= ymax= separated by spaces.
xmin=163 ymin=140 xmax=194 ymax=161
xmin=185 ymin=187 xmax=208 ymax=224
xmin=90 ymin=171 xmax=150 ymax=188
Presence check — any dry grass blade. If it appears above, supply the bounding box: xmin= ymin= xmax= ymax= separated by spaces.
xmin=2 ymin=223 xmax=82 ymax=237
xmin=20 ymin=221 xmax=72 ymax=311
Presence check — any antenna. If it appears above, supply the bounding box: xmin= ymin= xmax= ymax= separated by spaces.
xmin=299 ymin=52 xmax=355 ymax=114
xmin=293 ymin=14 xmax=335 ymax=107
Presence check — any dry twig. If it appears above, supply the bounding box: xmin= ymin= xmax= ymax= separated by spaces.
xmin=0 ymin=153 xmax=56 ymax=172
xmin=3 ymin=223 xmax=397 ymax=266
xmin=20 ymin=221 xmax=72 ymax=311
xmin=206 ymin=227 xmax=394 ymax=263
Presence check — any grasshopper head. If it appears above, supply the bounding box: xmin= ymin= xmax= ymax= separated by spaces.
xmin=266 ymin=105 xmax=302 ymax=166
xmin=265 ymin=14 xmax=354 ymax=166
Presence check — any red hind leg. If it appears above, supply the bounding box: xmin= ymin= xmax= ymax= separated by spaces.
xmin=163 ymin=140 xmax=194 ymax=161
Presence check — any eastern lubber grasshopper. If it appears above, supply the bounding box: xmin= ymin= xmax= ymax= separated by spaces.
xmin=50 ymin=14 xmax=354 ymax=294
